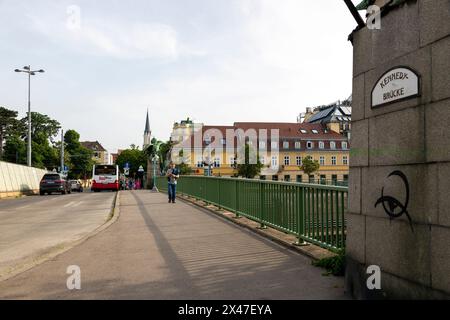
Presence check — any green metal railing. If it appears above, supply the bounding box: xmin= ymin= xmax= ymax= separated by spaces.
xmin=156 ymin=176 xmax=348 ymax=250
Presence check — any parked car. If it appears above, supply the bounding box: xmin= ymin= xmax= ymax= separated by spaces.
xmin=40 ymin=173 xmax=71 ymax=195
xmin=69 ymin=180 xmax=83 ymax=192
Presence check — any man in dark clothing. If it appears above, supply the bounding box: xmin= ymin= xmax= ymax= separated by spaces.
xmin=166 ymin=162 xmax=180 ymax=203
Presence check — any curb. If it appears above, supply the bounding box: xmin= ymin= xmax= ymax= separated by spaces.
xmin=176 ymin=194 xmax=337 ymax=262
xmin=0 ymin=191 xmax=121 ymax=283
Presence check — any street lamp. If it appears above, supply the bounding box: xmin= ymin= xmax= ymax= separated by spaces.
xmin=15 ymin=65 xmax=45 ymax=167
xmin=152 ymin=155 xmax=158 ymax=192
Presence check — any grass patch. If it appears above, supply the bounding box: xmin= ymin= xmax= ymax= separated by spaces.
xmin=312 ymin=250 xmax=345 ymax=276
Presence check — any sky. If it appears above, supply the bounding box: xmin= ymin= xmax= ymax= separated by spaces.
xmin=0 ymin=0 xmax=361 ymax=155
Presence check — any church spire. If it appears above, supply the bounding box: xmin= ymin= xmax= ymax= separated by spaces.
xmin=144 ymin=109 xmax=151 ymax=134
xmin=143 ymin=109 xmax=152 ymax=149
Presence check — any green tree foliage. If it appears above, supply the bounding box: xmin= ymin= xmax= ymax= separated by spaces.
xmin=3 ymin=134 xmax=26 ymax=164
xmin=300 ymin=156 xmax=320 ymax=177
xmin=3 ymin=110 xmax=61 ymax=169
xmin=0 ymin=107 xmax=21 ymax=160
xmin=237 ymin=143 xmax=263 ymax=179
xmin=64 ymin=129 xmax=94 ymax=179
xmin=115 ymin=148 xmax=147 ymax=177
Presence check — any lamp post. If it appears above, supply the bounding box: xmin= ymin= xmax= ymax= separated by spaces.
xmin=152 ymin=155 xmax=158 ymax=192
xmin=14 ymin=65 xmax=45 ymax=167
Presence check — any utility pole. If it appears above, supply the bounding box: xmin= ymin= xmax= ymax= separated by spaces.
xmin=61 ymin=129 xmax=64 ymax=174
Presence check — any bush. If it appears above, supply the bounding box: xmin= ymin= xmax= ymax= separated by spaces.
xmin=312 ymin=250 xmax=345 ymax=276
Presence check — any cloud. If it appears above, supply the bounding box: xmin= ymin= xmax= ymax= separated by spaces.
xmin=25 ymin=6 xmax=180 ymax=60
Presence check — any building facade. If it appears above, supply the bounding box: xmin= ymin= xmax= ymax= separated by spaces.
xmin=170 ymin=121 xmax=350 ymax=183
xmin=80 ymin=141 xmax=108 ymax=164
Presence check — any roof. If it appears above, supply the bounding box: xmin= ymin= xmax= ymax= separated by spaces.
xmin=144 ymin=110 xmax=151 ymax=134
xmin=80 ymin=141 xmax=107 ymax=152
xmin=306 ymin=105 xmax=352 ymax=124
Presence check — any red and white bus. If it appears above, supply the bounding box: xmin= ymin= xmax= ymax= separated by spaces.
xmin=91 ymin=164 xmax=119 ymax=192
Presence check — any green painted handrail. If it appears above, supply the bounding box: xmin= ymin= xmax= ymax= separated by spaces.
xmin=156 ymin=176 xmax=348 ymax=250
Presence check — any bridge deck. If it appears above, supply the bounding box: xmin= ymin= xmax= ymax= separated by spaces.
xmin=0 ymin=190 xmax=347 ymax=299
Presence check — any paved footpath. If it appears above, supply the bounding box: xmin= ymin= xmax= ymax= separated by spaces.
xmin=0 ymin=191 xmax=348 ymax=299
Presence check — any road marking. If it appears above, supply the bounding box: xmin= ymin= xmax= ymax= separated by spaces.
xmin=71 ymin=201 xmax=84 ymax=207
xmin=63 ymin=202 xmax=75 ymax=208
xmin=17 ymin=205 xmax=31 ymax=210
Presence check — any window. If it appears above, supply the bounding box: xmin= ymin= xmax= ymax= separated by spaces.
xmin=283 ymin=141 xmax=289 ymax=149
xmin=260 ymin=175 xmax=266 ymax=180
xmin=197 ymin=161 xmax=204 ymax=168
xmin=320 ymin=175 xmax=326 ymax=184
xmin=230 ymin=157 xmax=236 ymax=166
xmin=259 ymin=156 xmax=265 ymax=165
xmin=259 ymin=141 xmax=266 ymax=149
xmin=214 ymin=158 xmax=221 ymax=168
xmin=272 ymin=175 xmax=279 ymax=181
xmin=307 ymin=141 xmax=313 ymax=149
xmin=284 ymin=156 xmax=290 ymax=166
xmin=307 ymin=155 xmax=313 ymax=161
xmin=320 ymin=156 xmax=325 ymax=165
xmin=204 ymin=136 xmax=211 ymax=144
xmin=271 ymin=156 xmax=278 ymax=167
xmin=312 ymin=129 xmax=319 ymax=134
xmin=342 ymin=141 xmax=348 ymax=149
xmin=284 ymin=175 xmax=290 ymax=182
xmin=319 ymin=141 xmax=324 ymax=149
xmin=309 ymin=175 xmax=315 ymax=183
xmin=300 ymin=129 xmax=307 ymax=134
xmin=331 ymin=156 xmax=337 ymax=165
xmin=296 ymin=156 xmax=302 ymax=166
xmin=220 ymin=138 xmax=226 ymax=145
xmin=330 ymin=141 xmax=336 ymax=149
xmin=295 ymin=141 xmax=301 ymax=149
xmin=343 ymin=156 xmax=348 ymax=165
xmin=332 ymin=174 xmax=338 ymax=184
xmin=271 ymin=141 xmax=278 ymax=149
xmin=344 ymin=174 xmax=349 ymax=182
xmin=296 ymin=175 xmax=302 ymax=183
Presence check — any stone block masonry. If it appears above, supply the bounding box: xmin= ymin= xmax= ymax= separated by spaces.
xmin=346 ymin=0 xmax=450 ymax=299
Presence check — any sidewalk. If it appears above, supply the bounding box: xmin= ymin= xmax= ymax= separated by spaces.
xmin=0 ymin=190 xmax=348 ymax=299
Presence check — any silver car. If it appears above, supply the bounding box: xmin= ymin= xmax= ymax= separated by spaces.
xmin=69 ymin=180 xmax=83 ymax=192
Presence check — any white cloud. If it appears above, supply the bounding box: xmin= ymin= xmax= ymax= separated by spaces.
xmin=26 ymin=8 xmax=180 ymax=60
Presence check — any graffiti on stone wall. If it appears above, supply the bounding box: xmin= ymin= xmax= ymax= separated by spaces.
xmin=374 ymin=170 xmax=414 ymax=232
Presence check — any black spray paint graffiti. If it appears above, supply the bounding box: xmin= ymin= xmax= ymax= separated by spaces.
xmin=374 ymin=170 xmax=414 ymax=232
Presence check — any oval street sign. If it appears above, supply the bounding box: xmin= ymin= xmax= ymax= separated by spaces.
xmin=371 ymin=66 xmax=420 ymax=108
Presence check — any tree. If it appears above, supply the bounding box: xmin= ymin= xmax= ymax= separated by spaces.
xmin=64 ymin=129 xmax=94 ymax=179
xmin=115 ymin=148 xmax=147 ymax=177
xmin=237 ymin=143 xmax=263 ymax=179
xmin=20 ymin=112 xmax=60 ymax=142
xmin=3 ymin=134 xmax=26 ymax=164
xmin=300 ymin=156 xmax=320 ymax=180
xmin=0 ymin=107 xmax=20 ymax=160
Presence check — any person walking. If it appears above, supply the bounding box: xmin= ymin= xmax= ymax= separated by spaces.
xmin=166 ymin=162 xmax=180 ymax=203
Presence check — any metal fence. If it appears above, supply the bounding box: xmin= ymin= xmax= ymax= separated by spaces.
xmin=156 ymin=176 xmax=348 ymax=250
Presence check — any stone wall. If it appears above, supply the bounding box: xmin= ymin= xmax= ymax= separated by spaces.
xmin=0 ymin=161 xmax=48 ymax=199
xmin=346 ymin=0 xmax=450 ymax=299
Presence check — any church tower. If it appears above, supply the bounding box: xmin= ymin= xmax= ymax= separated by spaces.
xmin=143 ymin=109 xmax=152 ymax=149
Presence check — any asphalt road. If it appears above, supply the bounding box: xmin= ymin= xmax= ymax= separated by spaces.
xmin=0 ymin=191 xmax=116 ymax=279
xmin=0 ymin=190 xmax=348 ymax=299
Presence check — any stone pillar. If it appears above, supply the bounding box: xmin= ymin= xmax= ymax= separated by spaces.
xmin=346 ymin=0 xmax=450 ymax=299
